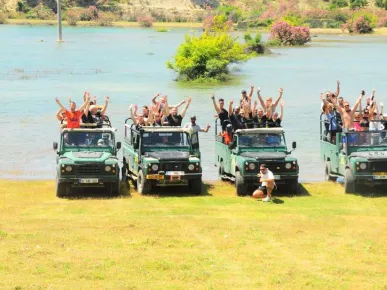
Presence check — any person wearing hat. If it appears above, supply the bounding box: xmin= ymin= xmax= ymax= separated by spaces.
xmin=184 ymin=115 xmax=210 ymax=133
xmin=82 ymin=96 xmax=110 ymax=127
xmin=252 ymin=164 xmax=276 ymax=202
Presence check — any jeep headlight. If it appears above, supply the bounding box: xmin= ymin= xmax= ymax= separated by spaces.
xmin=151 ymin=164 xmax=159 ymax=171
xmin=105 ymin=165 xmax=112 ymax=172
xmin=188 ymin=164 xmax=195 ymax=171
xmin=65 ymin=166 xmax=72 ymax=172
xmin=285 ymin=163 xmax=292 ymax=169
xmin=359 ymin=163 xmax=367 ymax=170
xmin=248 ymin=163 xmax=256 ymax=170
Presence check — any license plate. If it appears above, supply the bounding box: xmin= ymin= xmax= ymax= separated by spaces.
xmin=374 ymin=172 xmax=387 ymax=176
xmin=79 ymin=178 xmax=98 ymax=184
xmin=166 ymin=171 xmax=184 ymax=176
xmin=274 ymin=175 xmax=281 ymax=180
xmin=146 ymin=174 xmax=164 ymax=180
xmin=373 ymin=174 xmax=387 ymax=180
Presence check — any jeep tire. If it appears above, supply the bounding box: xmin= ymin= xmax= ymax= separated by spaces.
xmin=111 ymin=180 xmax=120 ymax=196
xmin=235 ymin=171 xmax=247 ymax=196
xmin=344 ymin=168 xmax=356 ymax=194
xmin=218 ymin=161 xmax=226 ymax=181
xmin=189 ymin=178 xmax=202 ymax=195
xmin=122 ymin=158 xmax=128 ymax=181
xmin=56 ymin=180 xmax=67 ymax=198
xmin=137 ymin=170 xmax=152 ymax=194
xmin=325 ymin=161 xmax=336 ymax=182
xmin=289 ymin=179 xmax=299 ymax=194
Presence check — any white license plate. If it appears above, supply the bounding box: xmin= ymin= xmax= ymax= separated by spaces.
xmin=166 ymin=171 xmax=184 ymax=176
xmin=274 ymin=175 xmax=281 ymax=180
xmin=79 ymin=178 xmax=99 ymax=184
xmin=373 ymin=175 xmax=387 ymax=180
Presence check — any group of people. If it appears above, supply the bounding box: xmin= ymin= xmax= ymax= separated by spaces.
xmin=55 ymin=92 xmax=110 ymax=129
xmin=321 ymin=80 xmax=387 ymax=144
xmin=211 ymin=85 xmax=285 ymax=145
xmin=129 ymin=93 xmax=211 ymax=134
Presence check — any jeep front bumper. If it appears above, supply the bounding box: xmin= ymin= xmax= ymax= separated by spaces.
xmin=146 ymin=172 xmax=202 ymax=184
xmin=243 ymin=174 xmax=298 ymax=185
xmin=57 ymin=176 xmax=119 ymax=187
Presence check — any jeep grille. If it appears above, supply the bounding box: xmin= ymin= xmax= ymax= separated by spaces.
xmin=162 ymin=163 xmax=185 ymax=172
xmin=370 ymin=161 xmax=387 ymax=172
xmin=75 ymin=164 xmax=102 ymax=175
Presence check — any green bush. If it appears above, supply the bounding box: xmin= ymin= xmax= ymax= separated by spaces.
xmin=244 ymin=33 xmax=267 ymax=54
xmin=349 ymin=0 xmax=368 ymax=9
xmin=0 ymin=12 xmax=7 ymax=24
xmin=155 ymin=27 xmax=168 ymax=32
xmin=376 ymin=0 xmax=387 ymax=9
xmin=166 ymin=33 xmax=251 ymax=82
xmin=216 ymin=5 xmax=243 ymax=23
xmin=329 ymin=0 xmax=349 ymax=9
xmin=16 ymin=0 xmax=30 ymax=13
xmin=281 ymin=14 xmax=306 ymax=27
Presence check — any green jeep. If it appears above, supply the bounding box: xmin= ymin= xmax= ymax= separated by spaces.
xmin=215 ymin=125 xmax=298 ymax=196
xmin=122 ymin=121 xmax=202 ymax=194
xmin=53 ymin=127 xmax=121 ymax=197
xmin=320 ymin=117 xmax=387 ymax=193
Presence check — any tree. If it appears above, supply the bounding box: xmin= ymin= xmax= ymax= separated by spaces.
xmin=375 ymin=0 xmax=387 ymax=9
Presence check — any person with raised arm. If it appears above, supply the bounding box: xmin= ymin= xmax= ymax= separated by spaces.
xmin=228 ymin=100 xmax=245 ymax=130
xmin=184 ymin=115 xmax=211 ymax=133
xmin=268 ymin=101 xmax=284 ymax=128
xmin=251 ymin=100 xmax=268 ymax=128
xmin=164 ymin=96 xmax=192 ymax=126
xmin=83 ymin=96 xmax=110 ymax=127
xmin=334 ymin=91 xmax=364 ymax=130
xmin=55 ymin=95 xmax=90 ymax=129
xmin=211 ymin=94 xmax=229 ymax=129
xmin=130 ymin=104 xmax=148 ymax=128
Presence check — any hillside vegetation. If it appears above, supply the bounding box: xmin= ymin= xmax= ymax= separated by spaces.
xmin=0 ymin=180 xmax=386 ymax=289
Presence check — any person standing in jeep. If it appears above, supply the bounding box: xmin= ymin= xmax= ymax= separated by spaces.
xmin=164 ymin=96 xmax=192 ymax=126
xmin=55 ymin=95 xmax=90 ymax=128
xmin=211 ymin=94 xmax=229 ymax=130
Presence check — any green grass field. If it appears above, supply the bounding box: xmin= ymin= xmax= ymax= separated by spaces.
xmin=0 ymin=180 xmax=386 ymax=289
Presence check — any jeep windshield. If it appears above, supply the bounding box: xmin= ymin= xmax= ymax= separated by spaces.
xmin=142 ymin=132 xmax=190 ymax=151
xmin=345 ymin=131 xmax=387 ymax=149
xmin=239 ymin=133 xmax=286 ymax=149
xmin=62 ymin=132 xmax=114 ymax=151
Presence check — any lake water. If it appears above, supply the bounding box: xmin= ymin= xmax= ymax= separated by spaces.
xmin=1 ymin=25 xmax=387 ymax=181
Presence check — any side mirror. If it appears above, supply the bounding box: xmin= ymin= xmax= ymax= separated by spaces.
xmin=292 ymin=141 xmax=296 ymax=149
xmin=53 ymin=142 xmax=58 ymax=150
xmin=116 ymin=142 xmax=121 ymax=150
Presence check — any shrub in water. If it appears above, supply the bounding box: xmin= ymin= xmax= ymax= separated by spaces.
xmin=269 ymin=21 xmax=310 ymax=46
xmin=244 ymin=33 xmax=267 ymax=54
xmin=137 ymin=15 xmax=154 ymax=27
xmin=166 ymin=33 xmax=251 ymax=82
xmin=80 ymin=6 xmax=99 ymax=21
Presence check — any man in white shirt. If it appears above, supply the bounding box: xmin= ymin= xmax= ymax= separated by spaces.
xmin=252 ymin=164 xmax=276 ymax=202
xmin=184 ymin=115 xmax=210 ymax=133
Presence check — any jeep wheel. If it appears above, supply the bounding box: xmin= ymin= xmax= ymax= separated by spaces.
xmin=189 ymin=178 xmax=202 ymax=195
xmin=121 ymin=158 xmax=128 ymax=181
xmin=235 ymin=171 xmax=247 ymax=196
xmin=111 ymin=181 xmax=120 ymax=196
xmin=325 ymin=161 xmax=336 ymax=182
xmin=344 ymin=168 xmax=356 ymax=194
xmin=56 ymin=181 xmax=67 ymax=198
xmin=218 ymin=161 xmax=226 ymax=181
xmin=288 ymin=180 xmax=299 ymax=194
xmin=137 ymin=170 xmax=152 ymax=195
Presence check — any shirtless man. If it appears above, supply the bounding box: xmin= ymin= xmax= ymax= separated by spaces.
xmin=257 ymin=87 xmax=283 ymax=119
xmin=334 ymin=92 xmax=364 ymax=130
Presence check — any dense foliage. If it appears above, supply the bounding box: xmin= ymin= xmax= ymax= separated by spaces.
xmin=376 ymin=0 xmax=387 ymax=9
xmin=269 ymin=21 xmax=310 ymax=46
xmin=167 ymin=33 xmax=250 ymax=82
xmin=342 ymin=13 xmax=374 ymax=33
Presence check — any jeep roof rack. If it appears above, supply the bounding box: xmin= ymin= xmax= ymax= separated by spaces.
xmin=61 ymin=127 xmax=117 ymax=133
xmin=235 ymin=128 xmax=284 ymax=134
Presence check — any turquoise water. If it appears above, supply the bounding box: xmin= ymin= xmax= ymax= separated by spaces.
xmin=1 ymin=25 xmax=387 ymax=180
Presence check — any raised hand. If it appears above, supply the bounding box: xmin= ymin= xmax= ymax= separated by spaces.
xmin=257 ymin=87 xmax=261 ymax=93
xmin=280 ymin=100 xmax=285 ymax=107
xmin=68 ymin=96 xmax=72 ymax=102
xmin=55 ymin=97 xmax=60 ymax=103
xmin=211 ymin=93 xmax=215 ymax=100
xmin=250 ymin=84 xmax=254 ymax=89
xmin=188 ymin=96 xmax=192 ymax=103
xmin=254 ymin=100 xmax=257 ymax=106
xmin=320 ymin=93 xmax=325 ymax=101
xmin=230 ymin=100 xmax=234 ymax=105
xmin=337 ymin=80 xmax=340 ymax=85
xmin=105 ymin=96 xmax=109 ymax=102
xmin=279 ymin=88 xmax=284 ymax=94
xmin=134 ymin=104 xmax=138 ymax=110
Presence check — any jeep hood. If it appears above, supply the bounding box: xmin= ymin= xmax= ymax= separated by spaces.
xmin=350 ymin=151 xmax=387 ymax=160
xmin=62 ymin=151 xmax=113 ymax=163
xmin=240 ymin=152 xmax=286 ymax=160
xmin=145 ymin=151 xmax=190 ymax=161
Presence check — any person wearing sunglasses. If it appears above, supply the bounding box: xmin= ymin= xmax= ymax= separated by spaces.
xmin=252 ymin=164 xmax=276 ymax=202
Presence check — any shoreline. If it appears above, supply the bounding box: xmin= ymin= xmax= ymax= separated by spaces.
xmin=3 ymin=19 xmax=387 ymax=35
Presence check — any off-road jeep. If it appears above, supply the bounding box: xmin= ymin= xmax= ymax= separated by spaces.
xmin=122 ymin=121 xmax=202 ymax=194
xmin=53 ymin=125 xmax=121 ymax=197
xmin=321 ymin=116 xmax=387 ymax=193
xmin=215 ymin=124 xmax=299 ymax=195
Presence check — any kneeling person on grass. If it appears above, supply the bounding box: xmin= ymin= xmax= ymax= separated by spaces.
xmin=252 ymin=164 xmax=276 ymax=202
